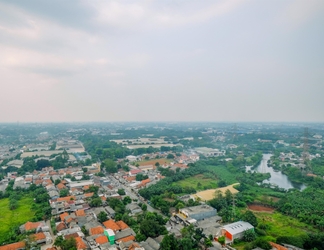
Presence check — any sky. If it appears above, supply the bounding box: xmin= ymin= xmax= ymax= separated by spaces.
xmin=1 ymin=0 xmax=324 ymax=123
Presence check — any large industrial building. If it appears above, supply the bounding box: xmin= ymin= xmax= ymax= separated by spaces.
xmin=221 ymin=221 xmax=254 ymax=243
xmin=179 ymin=205 xmax=217 ymax=221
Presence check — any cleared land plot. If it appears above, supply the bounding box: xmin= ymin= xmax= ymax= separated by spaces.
xmin=174 ymin=174 xmax=217 ymax=190
xmin=0 ymin=197 xmax=35 ymax=243
xmin=136 ymin=158 xmax=172 ymax=166
xmin=248 ymin=204 xmax=275 ymax=212
xmin=192 ymin=183 xmax=240 ymax=201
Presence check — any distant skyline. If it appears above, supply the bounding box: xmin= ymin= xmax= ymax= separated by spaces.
xmin=1 ymin=0 xmax=324 ymax=123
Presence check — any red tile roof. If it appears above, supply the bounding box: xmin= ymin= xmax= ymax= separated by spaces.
xmin=89 ymin=226 xmax=104 ymax=235
xmin=0 ymin=241 xmax=25 ymax=250
xmin=103 ymin=219 xmax=120 ymax=231
xmin=128 ymin=243 xmax=141 ymax=250
xmin=84 ymin=192 xmax=94 ymax=198
xmin=56 ymin=222 xmax=67 ymax=232
xmin=56 ymin=183 xmax=66 ymax=190
xmin=59 ymin=212 xmax=69 ymax=221
xmin=117 ymin=235 xmax=135 ymax=243
xmin=75 ymin=237 xmax=87 ymax=250
xmin=75 ymin=209 xmax=86 ymax=217
xmin=31 ymin=232 xmax=46 ymax=241
xmin=57 ymin=196 xmax=76 ymax=202
xmin=270 ymin=242 xmax=288 ymax=250
xmin=95 ymin=235 xmax=108 ymax=245
xmin=126 ymin=176 xmax=136 ymax=182
xmin=25 ymin=221 xmax=42 ymax=231
xmin=116 ymin=221 xmax=129 ymax=230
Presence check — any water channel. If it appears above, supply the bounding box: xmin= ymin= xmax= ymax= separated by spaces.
xmin=246 ymin=154 xmax=306 ymax=191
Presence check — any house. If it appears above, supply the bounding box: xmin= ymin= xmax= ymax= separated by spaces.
xmin=105 ymin=206 xmax=116 ymax=218
xmin=103 ymin=220 xmax=121 ymax=232
xmin=129 ymin=169 xmax=142 ymax=176
xmin=0 ymin=241 xmax=25 ymax=250
xmin=126 ymin=155 xmax=138 ymax=162
xmin=221 ymin=221 xmax=254 ymax=244
xmin=137 ymin=179 xmax=150 ymax=188
xmin=19 ymin=221 xmax=46 ymax=233
xmin=30 ymin=232 xmax=52 ymax=245
xmin=89 ymin=226 xmax=105 ymax=236
xmin=126 ymin=203 xmax=142 ymax=215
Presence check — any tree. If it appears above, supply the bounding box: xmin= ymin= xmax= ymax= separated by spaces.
xmin=59 ymin=189 xmax=69 ymax=197
xmin=252 ymin=238 xmax=272 ymax=250
xmin=243 ymin=229 xmax=256 ymax=242
xmin=98 ymin=211 xmax=108 ymax=222
xmin=218 ymin=236 xmax=225 ymax=245
xmin=90 ymin=197 xmax=102 ymax=207
xmin=117 ymin=189 xmax=126 ymax=195
xmin=167 ymin=154 xmax=175 ymax=159
xmin=123 ymin=196 xmax=132 ymax=205
xmin=54 ymin=179 xmax=61 ymax=185
xmin=242 ymin=210 xmax=258 ymax=227
xmin=104 ymin=159 xmax=118 ymax=173
xmin=160 ymin=233 xmax=179 ymax=250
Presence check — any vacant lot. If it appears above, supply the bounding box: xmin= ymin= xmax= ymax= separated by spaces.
xmin=192 ymin=183 xmax=240 ymax=201
xmin=136 ymin=158 xmax=172 ymax=166
xmin=248 ymin=204 xmax=275 ymax=212
xmin=0 ymin=197 xmax=35 ymax=243
xmin=255 ymin=212 xmax=315 ymax=238
xmin=175 ymin=174 xmax=217 ymax=190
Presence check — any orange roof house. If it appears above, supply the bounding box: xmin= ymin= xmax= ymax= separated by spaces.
xmin=75 ymin=209 xmax=86 ymax=217
xmin=103 ymin=220 xmax=120 ymax=231
xmin=84 ymin=192 xmax=94 ymax=198
xmin=89 ymin=226 xmax=104 ymax=236
xmin=59 ymin=212 xmax=69 ymax=221
xmin=116 ymin=221 xmax=129 ymax=230
xmin=56 ymin=222 xmax=67 ymax=232
xmin=137 ymin=178 xmax=150 ymax=188
xmin=128 ymin=243 xmax=141 ymax=250
xmin=0 ymin=241 xmax=25 ymax=250
xmin=24 ymin=221 xmax=42 ymax=231
xmin=95 ymin=235 xmax=108 ymax=245
xmin=75 ymin=237 xmax=87 ymax=250
xmin=116 ymin=235 xmax=135 ymax=243
xmin=56 ymin=183 xmax=67 ymax=190
xmin=31 ymin=232 xmax=46 ymax=241
xmin=270 ymin=242 xmax=288 ymax=250
xmin=57 ymin=196 xmax=76 ymax=202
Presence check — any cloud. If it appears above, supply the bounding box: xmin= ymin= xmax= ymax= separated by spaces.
xmin=277 ymin=0 xmax=324 ymax=30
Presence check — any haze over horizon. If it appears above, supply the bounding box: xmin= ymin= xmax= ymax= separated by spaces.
xmin=1 ymin=0 xmax=324 ymax=123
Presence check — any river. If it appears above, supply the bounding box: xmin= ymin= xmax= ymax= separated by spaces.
xmin=246 ymin=154 xmax=306 ymax=190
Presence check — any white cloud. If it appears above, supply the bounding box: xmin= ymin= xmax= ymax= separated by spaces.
xmin=277 ymin=0 xmax=324 ymax=30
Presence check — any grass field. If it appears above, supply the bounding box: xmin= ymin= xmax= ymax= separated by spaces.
xmin=206 ymin=165 xmax=238 ymax=184
xmin=0 ymin=197 xmax=35 ymax=243
xmin=255 ymin=211 xmax=315 ymax=237
xmin=174 ymin=174 xmax=218 ymax=190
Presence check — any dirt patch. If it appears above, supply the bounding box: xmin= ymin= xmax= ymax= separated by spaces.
xmin=137 ymin=158 xmax=170 ymax=166
xmin=248 ymin=204 xmax=275 ymax=212
xmin=192 ymin=183 xmax=240 ymax=201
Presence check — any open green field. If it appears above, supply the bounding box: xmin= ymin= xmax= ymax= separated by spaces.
xmin=173 ymin=174 xmax=217 ymax=190
xmin=0 ymin=197 xmax=35 ymax=243
xmin=206 ymin=165 xmax=238 ymax=184
xmin=255 ymin=211 xmax=316 ymax=237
